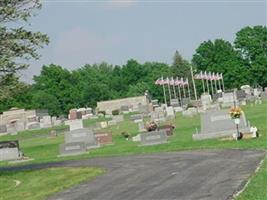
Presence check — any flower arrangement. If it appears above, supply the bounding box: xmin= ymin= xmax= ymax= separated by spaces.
xmin=229 ymin=107 xmax=242 ymax=119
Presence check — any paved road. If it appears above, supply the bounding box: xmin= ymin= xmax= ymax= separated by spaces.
xmin=1 ymin=149 xmax=265 ymax=200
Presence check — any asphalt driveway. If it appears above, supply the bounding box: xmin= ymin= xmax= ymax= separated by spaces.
xmin=33 ymin=149 xmax=266 ymax=200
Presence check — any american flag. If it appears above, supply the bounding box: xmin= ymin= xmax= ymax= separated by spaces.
xmin=169 ymin=77 xmax=175 ymax=86
xmin=164 ymin=77 xmax=170 ymax=85
xmin=155 ymin=77 xmax=164 ymax=85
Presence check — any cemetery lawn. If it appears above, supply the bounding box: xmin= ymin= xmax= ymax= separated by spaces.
xmin=0 ymin=167 xmax=104 ymax=200
xmin=0 ymin=101 xmax=266 ymax=199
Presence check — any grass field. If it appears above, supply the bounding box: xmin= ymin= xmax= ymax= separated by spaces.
xmin=0 ymin=101 xmax=266 ymax=199
xmin=0 ymin=167 xmax=104 ymax=200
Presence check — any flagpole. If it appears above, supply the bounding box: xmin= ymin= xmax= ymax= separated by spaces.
xmin=205 ymin=71 xmax=210 ymax=94
xmin=162 ymin=77 xmax=167 ymax=105
xmin=177 ymin=78 xmax=182 ymax=106
xmin=218 ymin=72 xmax=222 ymax=91
xmin=182 ymin=78 xmax=186 ymax=98
xmin=202 ymin=72 xmax=206 ymax=93
xmin=167 ymin=77 xmax=172 ymax=104
xmin=190 ymin=65 xmax=198 ymax=100
xmin=221 ymin=73 xmax=225 ymax=92
xmin=187 ymin=78 xmax=191 ymax=100
xmin=214 ymin=72 xmax=217 ymax=93
xmin=210 ymin=72 xmax=214 ymax=96
xmin=171 ymin=77 xmax=177 ymax=99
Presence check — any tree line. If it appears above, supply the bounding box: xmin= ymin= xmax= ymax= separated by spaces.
xmin=0 ymin=1 xmax=266 ymax=116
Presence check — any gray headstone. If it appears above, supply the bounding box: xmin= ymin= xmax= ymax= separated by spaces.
xmin=27 ymin=122 xmax=40 ymax=130
xmin=138 ymin=122 xmax=146 ymax=132
xmin=140 ymin=130 xmax=167 ymax=146
xmin=107 ymin=120 xmax=117 ymax=126
xmin=222 ymin=92 xmax=235 ymax=108
xmin=236 ymin=90 xmax=246 ymax=100
xmin=0 ymin=148 xmax=20 ymax=161
xmin=170 ymin=99 xmax=179 ymax=107
xmin=0 ymin=125 xmax=7 ymax=133
xmin=166 ymin=106 xmax=175 ymax=119
xmin=59 ymin=142 xmax=86 ymax=156
xmin=113 ymin=115 xmax=124 ymax=123
xmin=65 ymin=119 xmax=83 ymax=131
xmin=193 ymin=109 xmax=250 ymax=140
xmin=65 ymin=128 xmax=97 ymax=147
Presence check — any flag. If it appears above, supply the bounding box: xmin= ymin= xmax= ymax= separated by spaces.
xmin=183 ymin=78 xmax=189 ymax=86
xmin=169 ymin=77 xmax=175 ymax=85
xmin=164 ymin=77 xmax=170 ymax=85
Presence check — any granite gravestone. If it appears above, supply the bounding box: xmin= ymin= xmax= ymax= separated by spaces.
xmin=221 ymin=92 xmax=235 ymax=108
xmin=138 ymin=121 xmax=146 ymax=132
xmin=107 ymin=120 xmax=117 ymax=126
xmin=193 ymin=109 xmax=250 ymax=140
xmin=26 ymin=122 xmax=40 ymax=130
xmin=140 ymin=130 xmax=167 ymax=146
xmin=170 ymin=99 xmax=179 ymax=107
xmin=65 ymin=119 xmax=83 ymax=131
xmin=0 ymin=140 xmax=21 ymax=161
xmin=201 ymin=94 xmax=212 ymax=110
xmin=94 ymin=132 xmax=113 ymax=145
xmin=0 ymin=125 xmax=7 ymax=134
xmin=157 ymin=125 xmax=174 ymax=136
xmin=40 ymin=116 xmax=52 ymax=128
xmin=166 ymin=106 xmax=175 ymax=120
xmin=113 ymin=115 xmax=124 ymax=123
xmin=130 ymin=114 xmax=143 ymax=123
xmin=60 ymin=128 xmax=99 ymax=155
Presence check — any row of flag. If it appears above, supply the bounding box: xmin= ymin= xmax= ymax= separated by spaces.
xmin=194 ymin=71 xmax=223 ymax=81
xmin=155 ymin=77 xmax=189 ymax=86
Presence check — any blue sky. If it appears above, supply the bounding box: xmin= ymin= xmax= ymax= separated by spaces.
xmin=21 ymin=0 xmax=267 ymax=82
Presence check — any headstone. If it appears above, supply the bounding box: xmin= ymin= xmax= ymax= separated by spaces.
xmin=99 ymin=121 xmax=108 ymax=129
xmin=68 ymin=109 xmax=78 ymax=120
xmin=107 ymin=120 xmax=117 ymax=126
xmin=95 ymin=132 xmax=113 ymax=145
xmin=113 ymin=115 xmax=124 ymax=123
xmin=60 ymin=128 xmax=99 ymax=156
xmin=166 ymin=106 xmax=175 ymax=120
xmin=170 ymin=99 xmax=179 ymax=107
xmin=65 ymin=119 xmax=83 ymax=131
xmin=201 ymin=94 xmax=212 ymax=110
xmin=132 ymin=134 xmax=141 ymax=142
xmin=138 ymin=122 xmax=146 ymax=132
xmin=236 ymin=90 xmax=246 ymax=101
xmin=140 ymin=130 xmax=167 ymax=146
xmin=26 ymin=122 xmax=40 ymax=130
xmin=120 ymin=105 xmax=129 ymax=112
xmin=182 ymin=109 xmax=194 ymax=117
xmin=41 ymin=116 xmax=52 ymax=128
xmin=181 ymin=98 xmax=190 ymax=106
xmin=0 ymin=141 xmax=21 ymax=161
xmin=221 ymin=92 xmax=235 ymax=108
xmin=193 ymin=109 xmax=251 ymax=140
xmin=158 ymin=125 xmax=174 ymax=136
xmin=173 ymin=107 xmax=183 ymax=113
xmin=59 ymin=142 xmax=86 ymax=156
xmin=0 ymin=125 xmax=7 ymax=134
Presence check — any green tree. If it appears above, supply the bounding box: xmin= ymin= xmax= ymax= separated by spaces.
xmin=192 ymin=39 xmax=248 ymax=89
xmin=234 ymin=26 xmax=267 ymax=87
xmin=0 ymin=0 xmax=49 ymax=100
xmin=171 ymin=51 xmax=191 ymax=78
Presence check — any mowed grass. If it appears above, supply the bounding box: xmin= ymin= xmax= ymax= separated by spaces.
xmin=0 ymin=167 xmax=104 ymax=200
xmin=0 ymin=101 xmax=266 ymax=199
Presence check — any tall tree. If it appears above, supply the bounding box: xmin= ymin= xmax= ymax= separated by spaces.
xmin=192 ymin=39 xmax=248 ymax=89
xmin=0 ymin=0 xmax=49 ymax=100
xmin=234 ymin=26 xmax=267 ymax=87
xmin=171 ymin=51 xmax=191 ymax=78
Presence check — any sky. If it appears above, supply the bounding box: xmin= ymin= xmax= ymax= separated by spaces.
xmin=20 ymin=0 xmax=267 ymax=82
